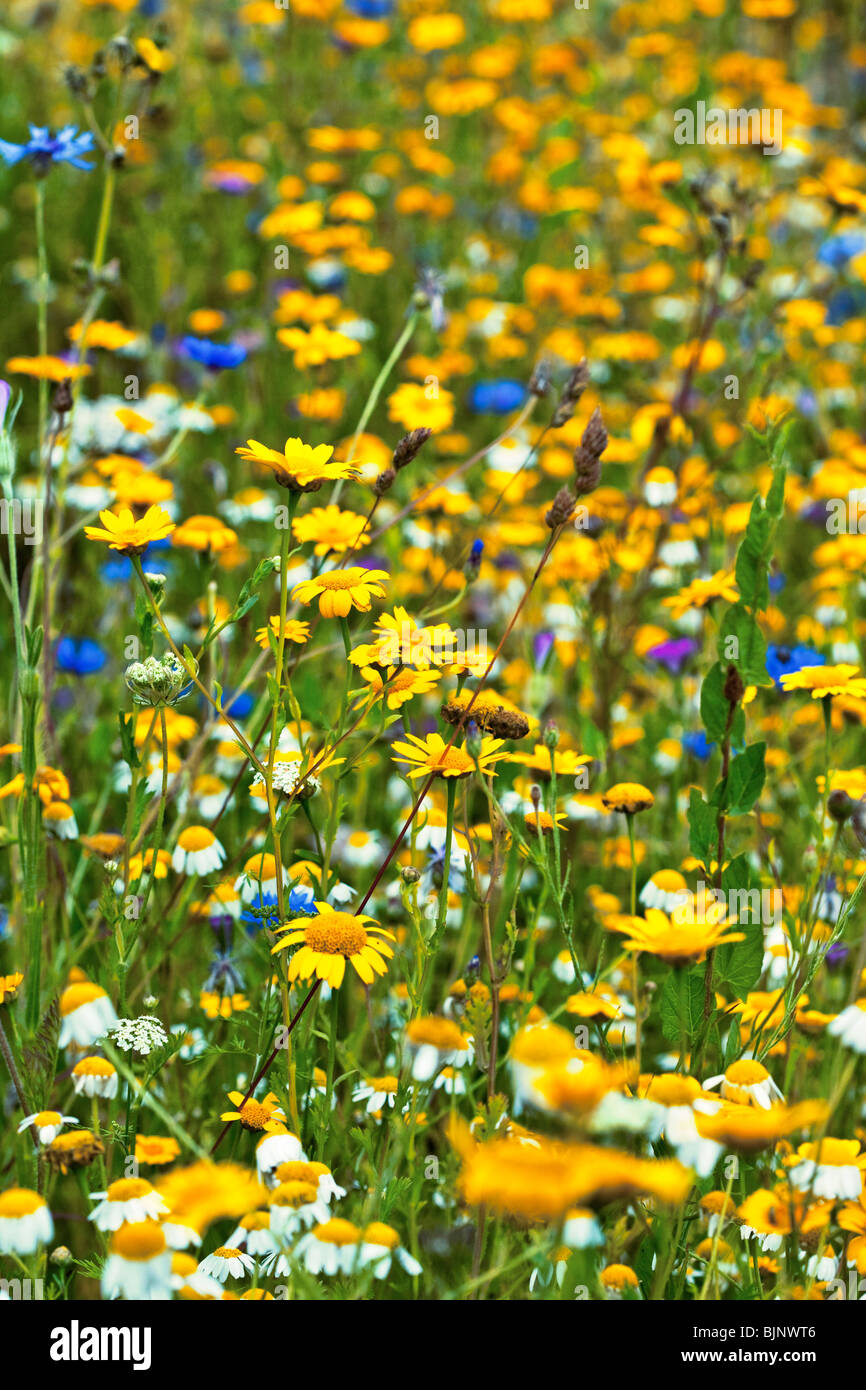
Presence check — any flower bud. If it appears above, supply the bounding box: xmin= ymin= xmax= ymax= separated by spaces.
xmin=124 ymin=652 xmax=193 ymax=707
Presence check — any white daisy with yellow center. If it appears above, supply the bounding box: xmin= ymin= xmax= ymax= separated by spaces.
xmin=172 ymin=825 xmax=226 ymax=876
xmin=563 ymin=1208 xmax=604 ymax=1249
xmin=58 ymin=981 xmax=119 ymax=1049
xmin=640 ymin=869 xmax=689 ymax=914
xmin=71 ymin=1055 xmax=119 ymax=1097
xmin=226 ymin=1211 xmax=279 ymax=1258
xmin=293 ymin=1218 xmax=364 ymax=1277
xmin=703 ymin=1059 xmax=783 ymax=1110
xmin=234 ymin=852 xmax=287 ymax=903
xmin=789 ymin=1139 xmax=866 ymax=1200
xmin=0 ymin=1188 xmax=54 ymax=1254
xmin=353 ymin=1074 xmax=401 ymax=1113
xmin=197 ymin=1246 xmax=256 ymax=1283
xmin=272 ymin=1159 xmax=345 ymax=1205
xmin=17 ymin=1110 xmax=79 ymax=1144
xmin=358 ymin=1222 xmax=423 ymax=1279
xmin=255 ymin=1127 xmax=306 ymax=1183
xmin=42 ymin=799 xmax=78 ymax=839
xmin=101 ymin=1220 xmax=173 ymax=1300
xmin=89 ymin=1178 xmax=170 ymax=1231
xmin=267 ymin=1180 xmax=331 ymax=1242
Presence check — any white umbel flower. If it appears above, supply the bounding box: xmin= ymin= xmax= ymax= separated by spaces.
xmin=103 ymin=1015 xmax=169 ymax=1056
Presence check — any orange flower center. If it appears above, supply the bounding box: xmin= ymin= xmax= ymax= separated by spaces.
xmin=305 ymin=915 xmax=367 ymax=956
xmin=239 ymin=1100 xmax=273 ymax=1130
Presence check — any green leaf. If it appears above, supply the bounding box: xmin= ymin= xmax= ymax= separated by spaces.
xmin=700 ymin=662 xmax=730 ymax=741
xmin=725 ymin=742 xmax=766 ymax=816
xmin=714 ymin=923 xmax=763 ymax=1000
xmin=687 ymin=788 xmax=716 ymax=864
xmin=117 ymin=712 xmax=140 ymax=770
xmin=718 ymin=603 xmax=771 ymax=687
xmin=660 ymin=967 xmax=705 ymax=1043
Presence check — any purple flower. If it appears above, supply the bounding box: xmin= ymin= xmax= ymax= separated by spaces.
xmin=0 ymin=380 xmax=10 ymax=430
xmin=533 ymin=631 xmax=555 ymax=669
xmin=825 ymin=943 xmax=849 ymax=969
xmin=646 ymin=636 xmax=699 ymax=674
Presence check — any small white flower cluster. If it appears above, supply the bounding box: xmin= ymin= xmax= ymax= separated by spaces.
xmin=103 ymin=1016 xmax=169 ymax=1056
xmin=251 ymin=761 xmax=320 ymax=798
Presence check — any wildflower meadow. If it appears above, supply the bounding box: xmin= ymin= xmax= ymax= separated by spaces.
xmin=1 ymin=0 xmax=866 ymax=1342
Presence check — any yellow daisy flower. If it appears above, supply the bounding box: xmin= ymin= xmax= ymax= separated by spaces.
xmin=779 ymin=664 xmax=866 ymax=699
xmin=83 ymin=505 xmax=176 ymax=553
xmin=292 ymin=505 xmax=370 ymax=555
xmin=357 ymin=664 xmax=442 ymax=710
xmin=219 ymin=1090 xmax=286 ymax=1132
xmin=391 ymin=731 xmax=507 ymax=780
xmin=255 ymin=617 xmax=311 ymax=650
xmin=291 ymin=566 xmax=389 ymax=618
xmin=271 ymin=903 xmax=396 ymax=988
xmin=235 ymin=437 xmax=358 ymax=491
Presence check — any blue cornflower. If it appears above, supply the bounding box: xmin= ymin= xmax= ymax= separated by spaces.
xmin=465 ymin=537 xmax=484 ymax=581
xmin=467 ymin=380 xmax=527 ymax=414
xmin=220 ymin=687 xmax=255 ymax=720
xmin=766 ymin=644 xmax=825 ymax=685
xmin=241 ymin=892 xmax=281 ymax=934
xmin=826 ymin=288 xmax=866 ymax=327
xmin=0 ymin=125 xmax=96 ymax=173
xmin=241 ymin=888 xmax=316 ymax=935
xmin=179 ymin=336 xmax=247 ymax=371
xmin=817 ymin=232 xmax=866 ymax=270
xmin=683 ymin=729 xmax=715 ymax=760
xmin=55 ymin=636 xmax=107 ymax=676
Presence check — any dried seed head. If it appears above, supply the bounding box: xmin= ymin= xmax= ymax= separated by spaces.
xmin=545 ymin=486 xmax=575 ymax=530
xmin=392 ymin=427 xmax=433 ymax=470
xmin=573 ymin=407 xmax=608 ymax=495
xmin=551 ymin=358 xmax=590 ymax=427
xmin=580 ymin=406 xmax=608 ymax=460
xmin=440 ymin=694 xmax=529 ymax=741
xmin=573 ymin=448 xmax=602 ymax=497
xmin=373 ymin=467 xmax=396 ymax=497
xmin=528 ymin=358 xmax=553 ymax=398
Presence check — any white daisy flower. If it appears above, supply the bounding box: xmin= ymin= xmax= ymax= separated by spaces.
xmin=17 ymin=1110 xmax=79 ymax=1144
xmin=59 ymin=982 xmax=119 ymax=1049
xmin=788 ymin=1141 xmax=865 ymax=1200
xmin=828 ymin=1000 xmax=866 ymax=1053
xmin=196 ymin=1246 xmax=256 ymax=1283
xmin=0 ymin=1188 xmax=54 ymax=1254
xmin=89 ymin=1178 xmax=170 ymax=1232
xmin=171 ymin=826 xmax=226 ymax=876
xmin=702 ymin=1060 xmax=783 ymax=1110
xmin=102 ymin=1221 xmax=173 ymax=1301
